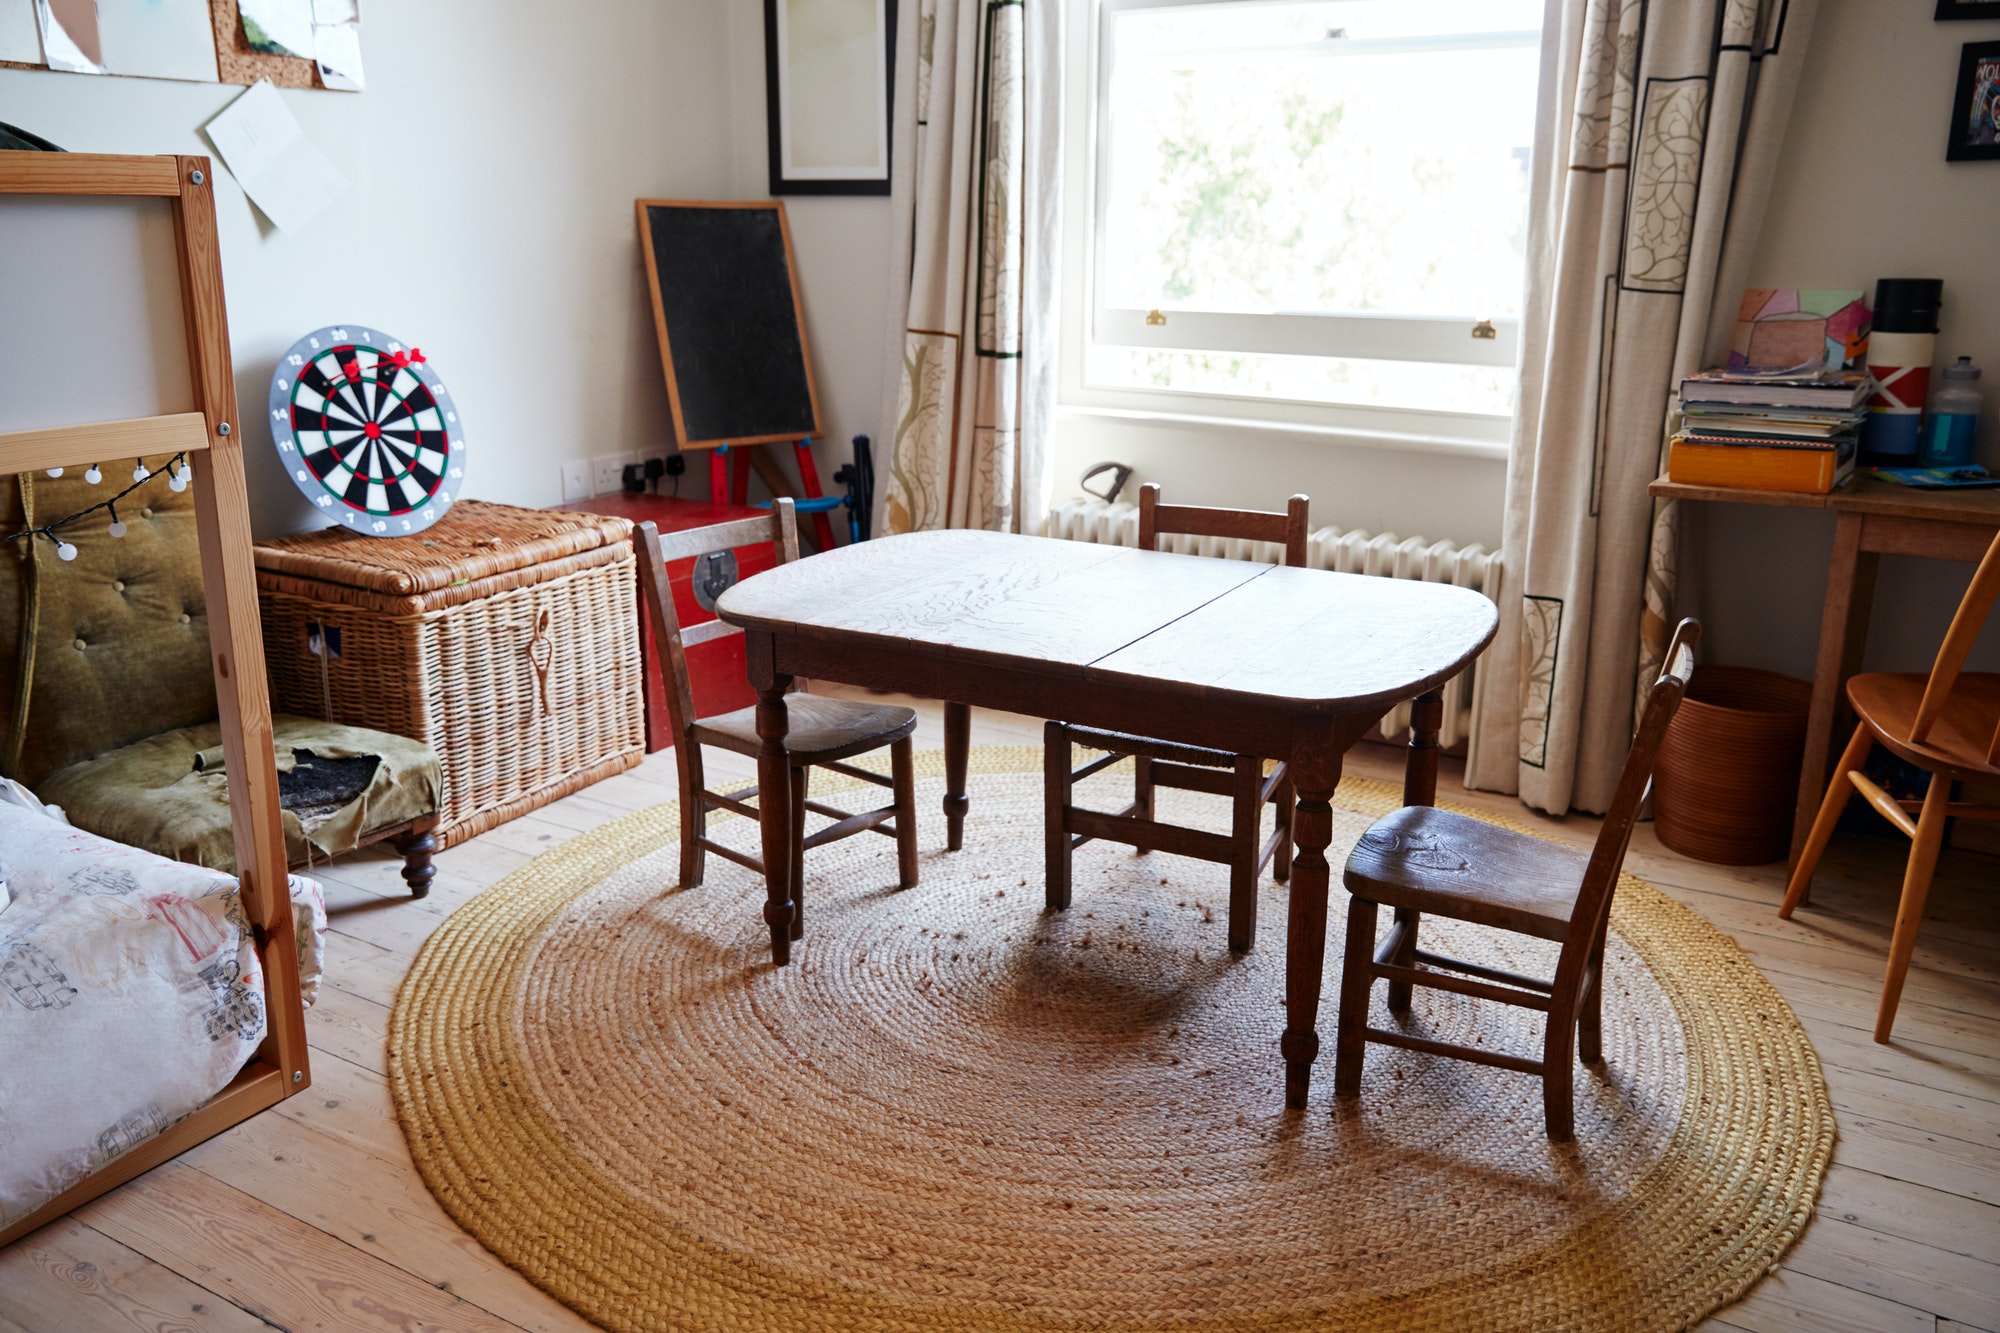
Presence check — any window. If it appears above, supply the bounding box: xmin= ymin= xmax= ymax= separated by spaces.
xmin=1077 ymin=0 xmax=1542 ymax=424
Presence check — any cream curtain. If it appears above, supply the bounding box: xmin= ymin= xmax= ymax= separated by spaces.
xmin=879 ymin=0 xmax=1059 ymax=537
xmin=1466 ymin=0 xmax=1818 ymax=814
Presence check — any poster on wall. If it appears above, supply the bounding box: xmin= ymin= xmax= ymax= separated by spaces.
xmin=764 ymin=0 xmax=896 ymax=195
xmin=1947 ymin=39 xmax=2000 ymax=162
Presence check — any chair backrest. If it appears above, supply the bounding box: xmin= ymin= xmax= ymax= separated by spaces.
xmin=1560 ymin=618 xmax=1701 ymax=977
xmin=1911 ymin=527 xmax=2000 ymax=765
xmin=1137 ymin=482 xmax=1311 ymax=568
xmin=635 ymin=498 xmax=799 ymax=739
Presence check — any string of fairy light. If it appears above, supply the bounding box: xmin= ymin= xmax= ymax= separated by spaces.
xmin=5 ymin=455 xmax=194 ymax=561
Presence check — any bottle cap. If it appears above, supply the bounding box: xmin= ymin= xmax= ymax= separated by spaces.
xmin=1942 ymin=356 xmax=1980 ymax=381
xmin=1872 ymin=278 xmax=1942 ymax=333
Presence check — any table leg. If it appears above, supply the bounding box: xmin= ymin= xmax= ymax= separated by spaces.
xmin=1403 ymin=690 xmax=1442 ymax=808
xmin=943 ymin=700 xmax=971 ymax=851
xmin=755 ymin=680 xmax=797 ymax=964
xmin=1282 ymin=739 xmax=1342 ymax=1110
xmin=1793 ymin=514 xmax=1877 ymax=864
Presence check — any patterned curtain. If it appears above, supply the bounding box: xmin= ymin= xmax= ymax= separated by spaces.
xmin=880 ymin=0 xmax=1058 ymax=536
xmin=1464 ymin=0 xmax=1818 ymax=814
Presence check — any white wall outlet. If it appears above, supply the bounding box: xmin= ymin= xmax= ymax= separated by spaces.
xmin=560 ymin=460 xmax=591 ymax=503
xmin=592 ymin=453 xmax=637 ymax=496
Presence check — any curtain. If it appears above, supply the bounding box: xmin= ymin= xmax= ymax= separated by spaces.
xmin=1465 ymin=0 xmax=1818 ymax=814
xmin=879 ymin=0 xmax=1059 ymax=537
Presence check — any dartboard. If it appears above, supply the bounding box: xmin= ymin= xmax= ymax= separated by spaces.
xmin=268 ymin=325 xmax=466 ymax=536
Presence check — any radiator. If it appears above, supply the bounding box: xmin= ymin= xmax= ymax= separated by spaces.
xmin=1044 ymin=497 xmax=1503 ymax=750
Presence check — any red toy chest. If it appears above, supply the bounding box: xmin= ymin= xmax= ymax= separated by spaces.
xmin=549 ymin=494 xmax=776 ymax=752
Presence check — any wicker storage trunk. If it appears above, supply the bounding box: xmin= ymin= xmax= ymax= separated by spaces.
xmin=254 ymin=501 xmax=644 ymax=848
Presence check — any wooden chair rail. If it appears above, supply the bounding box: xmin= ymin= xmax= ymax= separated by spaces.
xmin=1365 ymin=1026 xmax=1547 ymax=1077
xmin=679 ymin=618 xmax=739 ymax=650
xmin=649 ymin=512 xmax=792 ymax=564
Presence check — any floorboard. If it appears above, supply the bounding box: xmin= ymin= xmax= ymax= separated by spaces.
xmin=6 ymin=691 xmax=1996 ymax=1332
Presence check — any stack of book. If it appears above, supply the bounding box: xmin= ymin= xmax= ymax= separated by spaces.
xmin=1667 ymin=368 xmax=1869 ymax=494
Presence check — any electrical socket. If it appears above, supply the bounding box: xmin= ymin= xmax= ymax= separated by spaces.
xmin=591 ymin=453 xmax=637 ymax=496
xmin=560 ymin=460 xmax=591 ymax=502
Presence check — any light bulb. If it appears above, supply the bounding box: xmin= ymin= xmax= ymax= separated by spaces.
xmin=167 ymin=473 xmax=188 ymax=493
xmin=175 ymin=460 xmax=192 ymax=482
xmin=55 ymin=541 xmax=77 ymax=562
xmin=108 ymin=520 xmax=127 ymax=538
xmin=84 ymin=465 xmax=102 ymax=485
xmin=133 ymin=463 xmax=150 ymax=483
xmin=45 ymin=467 xmax=62 ymax=478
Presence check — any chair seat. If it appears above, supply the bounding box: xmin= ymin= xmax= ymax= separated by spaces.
xmin=1847 ymin=672 xmax=2000 ymax=778
xmin=1342 ymin=805 xmax=1589 ymax=943
xmin=693 ymin=695 xmax=919 ymax=765
xmin=1064 ymin=724 xmax=1239 ymax=767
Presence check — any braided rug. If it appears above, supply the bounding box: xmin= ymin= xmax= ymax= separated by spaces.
xmin=388 ymin=747 xmax=1833 ymax=1332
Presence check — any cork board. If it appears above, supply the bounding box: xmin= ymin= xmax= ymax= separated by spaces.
xmin=0 ymin=0 xmax=338 ymax=91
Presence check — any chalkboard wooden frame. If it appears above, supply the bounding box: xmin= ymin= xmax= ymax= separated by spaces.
xmin=636 ymin=199 xmax=824 ymax=451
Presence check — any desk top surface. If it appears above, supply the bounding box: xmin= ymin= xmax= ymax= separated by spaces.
xmin=716 ymin=530 xmax=1498 ymax=712
xmin=1650 ymin=474 xmax=2000 ymax=523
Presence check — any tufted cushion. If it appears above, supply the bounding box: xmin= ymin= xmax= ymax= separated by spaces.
xmin=0 ymin=458 xmax=213 ymax=787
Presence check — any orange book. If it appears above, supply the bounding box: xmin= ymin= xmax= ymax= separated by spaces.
xmin=1666 ymin=436 xmax=1856 ymax=494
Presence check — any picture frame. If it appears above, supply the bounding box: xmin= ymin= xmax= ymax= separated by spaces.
xmin=1935 ymin=1 xmax=2000 ymax=20
xmin=763 ymin=0 xmax=897 ymax=197
xmin=1946 ymin=39 xmax=2000 ymax=162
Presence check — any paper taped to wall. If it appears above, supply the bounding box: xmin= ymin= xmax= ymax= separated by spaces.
xmin=0 ymin=0 xmax=44 ymax=65
xmin=203 ymin=80 xmax=346 ymax=236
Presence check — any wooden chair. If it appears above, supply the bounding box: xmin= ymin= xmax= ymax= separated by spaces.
xmin=636 ymin=501 xmax=920 ymax=936
xmin=1334 ymin=619 xmax=1701 ymax=1141
xmin=1043 ymin=483 xmax=1309 ymax=953
xmin=1781 ymin=529 xmax=2000 ymax=1043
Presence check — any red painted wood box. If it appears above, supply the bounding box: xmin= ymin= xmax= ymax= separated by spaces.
xmin=549 ymin=494 xmax=774 ymax=752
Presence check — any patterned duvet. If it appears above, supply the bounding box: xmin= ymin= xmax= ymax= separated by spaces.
xmin=0 ymin=786 xmax=326 ymax=1231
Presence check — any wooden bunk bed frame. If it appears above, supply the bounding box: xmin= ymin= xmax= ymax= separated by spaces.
xmin=0 ymin=151 xmax=309 ymax=1247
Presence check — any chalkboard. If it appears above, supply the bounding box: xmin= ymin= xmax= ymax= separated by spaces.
xmin=637 ymin=200 xmax=822 ymax=449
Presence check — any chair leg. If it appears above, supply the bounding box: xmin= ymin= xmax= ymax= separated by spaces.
xmin=1334 ymin=896 xmax=1378 ymax=1099
xmin=1044 ymin=722 xmax=1072 ymax=912
xmin=1273 ymin=773 xmax=1294 ymax=885
xmin=1543 ymin=991 xmax=1577 ymax=1143
xmin=1132 ymin=755 xmax=1154 ymax=854
xmin=788 ymin=765 xmax=808 ymax=941
xmin=1228 ymin=754 xmax=1261 ymax=953
xmin=1877 ymin=775 xmax=1950 ymax=1043
xmin=678 ymin=742 xmax=707 ymax=889
xmin=1385 ymin=908 xmax=1420 ymax=1014
xmin=891 ymin=736 xmax=919 ymax=889
xmin=1780 ymin=723 xmax=1873 ymax=918
xmin=392 ymin=822 xmax=438 ymax=899
xmin=1577 ymin=936 xmax=1607 ymax=1065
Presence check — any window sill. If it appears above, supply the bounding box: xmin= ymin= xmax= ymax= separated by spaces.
xmin=1053 ymin=403 xmax=1512 ymax=462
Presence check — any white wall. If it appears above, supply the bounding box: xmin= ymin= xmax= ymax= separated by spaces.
xmin=1 ymin=0 xmax=736 ymax=538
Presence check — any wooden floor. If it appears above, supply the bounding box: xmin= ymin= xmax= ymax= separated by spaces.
xmin=3 ymin=691 xmax=1995 ymax=1333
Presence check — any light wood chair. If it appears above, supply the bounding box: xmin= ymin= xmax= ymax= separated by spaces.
xmin=636 ymin=502 xmax=919 ymax=937
xmin=1781 ymin=529 xmax=2000 ymax=1043
xmin=1043 ymin=483 xmax=1309 ymax=953
xmin=1334 ymin=619 xmax=1701 ymax=1142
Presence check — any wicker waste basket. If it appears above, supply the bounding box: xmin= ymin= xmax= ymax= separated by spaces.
xmin=1653 ymin=666 xmax=1811 ymax=865
xmin=254 ymin=500 xmax=645 ymax=849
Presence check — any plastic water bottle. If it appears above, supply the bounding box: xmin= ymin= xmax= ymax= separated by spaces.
xmin=1919 ymin=357 xmax=1982 ymax=468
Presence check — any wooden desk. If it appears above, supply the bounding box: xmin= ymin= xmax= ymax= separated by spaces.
xmin=1647 ymin=475 xmax=2000 ymax=862
xmin=716 ymin=530 xmax=1497 ymax=1108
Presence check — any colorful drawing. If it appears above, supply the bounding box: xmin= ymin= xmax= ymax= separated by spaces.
xmin=1728 ymin=289 xmax=1871 ymax=373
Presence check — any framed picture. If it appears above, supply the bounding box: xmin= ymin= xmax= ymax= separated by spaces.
xmin=1936 ymin=1 xmax=2000 ymax=19
xmin=764 ymin=0 xmax=897 ymax=196
xmin=1947 ymin=40 xmax=2000 ymax=162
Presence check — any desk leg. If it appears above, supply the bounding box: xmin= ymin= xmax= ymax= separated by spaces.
xmin=1793 ymin=514 xmax=1878 ymax=865
xmin=943 ymin=701 xmax=971 ymax=851
xmin=1282 ymin=739 xmax=1342 ymax=1109
xmin=751 ymin=659 xmax=797 ymax=965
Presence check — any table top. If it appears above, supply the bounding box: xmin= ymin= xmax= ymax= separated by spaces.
xmin=1649 ymin=473 xmax=2000 ymax=524
xmin=715 ymin=530 xmax=1498 ymax=713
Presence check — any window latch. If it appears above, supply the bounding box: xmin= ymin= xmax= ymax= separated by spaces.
xmin=1145 ymin=308 xmax=1167 ymax=327
xmin=1471 ymin=318 xmax=1497 ymax=340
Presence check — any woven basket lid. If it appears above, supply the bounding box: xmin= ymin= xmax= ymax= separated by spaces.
xmin=253 ymin=500 xmax=631 ymax=597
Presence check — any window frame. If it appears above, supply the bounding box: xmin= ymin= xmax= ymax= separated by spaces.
xmin=1061 ymin=0 xmax=1536 ymax=443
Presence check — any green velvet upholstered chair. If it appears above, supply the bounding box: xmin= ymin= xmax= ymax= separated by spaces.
xmin=1 ymin=462 xmax=443 ymax=896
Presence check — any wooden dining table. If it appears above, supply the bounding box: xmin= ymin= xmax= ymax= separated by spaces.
xmin=714 ymin=530 xmax=1498 ymax=1107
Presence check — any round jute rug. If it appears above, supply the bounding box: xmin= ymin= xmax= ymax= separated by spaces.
xmin=388 ymin=747 xmax=1833 ymax=1333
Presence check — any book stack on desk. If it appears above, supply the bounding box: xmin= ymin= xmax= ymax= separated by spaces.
xmin=1667 ymin=369 xmax=1868 ymax=494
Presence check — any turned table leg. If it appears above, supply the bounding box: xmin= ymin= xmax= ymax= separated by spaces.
xmin=943 ymin=700 xmax=971 ymax=851
xmin=755 ymin=678 xmax=797 ymax=965
xmin=1282 ymin=740 xmax=1342 ymax=1110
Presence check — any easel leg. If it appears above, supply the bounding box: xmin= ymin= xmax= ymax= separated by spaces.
xmin=731 ymin=447 xmax=752 ymax=507
xmin=793 ymin=439 xmax=841 ymax=552
xmin=709 ymin=448 xmax=730 ymax=506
